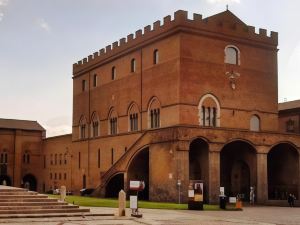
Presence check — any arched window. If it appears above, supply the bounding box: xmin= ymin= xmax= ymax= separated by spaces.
xmin=153 ymin=49 xmax=159 ymax=65
xmin=79 ymin=116 xmax=87 ymax=139
xmin=198 ymin=94 xmax=220 ymax=127
xmin=148 ymin=97 xmax=161 ymax=129
xmin=225 ymin=45 xmax=240 ymax=65
xmin=108 ymin=108 xmax=118 ymax=135
xmin=128 ymin=103 xmax=139 ymax=132
xmin=112 ymin=66 xmax=116 ymax=80
xmin=0 ymin=151 xmax=8 ymax=164
xmin=250 ymin=115 xmax=260 ymax=131
xmin=23 ymin=151 xmax=30 ymax=164
xmin=91 ymin=112 xmax=100 ymax=137
xmin=93 ymin=74 xmax=97 ymax=87
xmin=131 ymin=58 xmax=136 ymax=73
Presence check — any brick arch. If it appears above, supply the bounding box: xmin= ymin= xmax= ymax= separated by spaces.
xmin=107 ymin=107 xmax=118 ymax=119
xmin=189 ymin=136 xmax=210 ymax=147
xmin=147 ymin=96 xmax=161 ymax=111
xmin=268 ymin=141 xmax=300 ymax=154
xmin=127 ymin=102 xmax=139 ymax=115
xmin=198 ymin=93 xmax=221 ymax=127
xmin=222 ymin=138 xmax=257 ymax=153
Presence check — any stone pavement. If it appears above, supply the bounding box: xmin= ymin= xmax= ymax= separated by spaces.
xmin=0 ymin=206 xmax=300 ymax=225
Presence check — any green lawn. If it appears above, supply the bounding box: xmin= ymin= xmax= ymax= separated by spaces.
xmin=48 ymin=195 xmax=221 ymax=210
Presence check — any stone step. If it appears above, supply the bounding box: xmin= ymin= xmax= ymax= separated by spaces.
xmin=0 ymin=205 xmax=79 ymax=210
xmin=0 ymin=194 xmax=48 ymax=199
xmin=0 ymin=212 xmax=113 ymax=219
xmin=0 ymin=202 xmax=68 ymax=206
xmin=0 ymin=192 xmax=37 ymax=195
xmin=0 ymin=198 xmax=58 ymax=202
xmin=0 ymin=208 xmax=90 ymax=214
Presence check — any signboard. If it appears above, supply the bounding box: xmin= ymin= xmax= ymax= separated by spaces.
xmin=188 ymin=190 xmax=195 ymax=198
xmin=220 ymin=187 xmax=225 ymax=196
xmin=188 ymin=180 xmax=204 ymax=210
xmin=130 ymin=195 xmax=137 ymax=209
xmin=129 ymin=181 xmax=145 ymax=191
xmin=229 ymin=197 xmax=237 ymax=203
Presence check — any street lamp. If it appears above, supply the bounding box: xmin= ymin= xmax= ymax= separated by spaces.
xmin=177 ymin=179 xmax=181 ymax=204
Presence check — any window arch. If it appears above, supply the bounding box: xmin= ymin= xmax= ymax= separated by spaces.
xmin=198 ymin=94 xmax=220 ymax=127
xmin=153 ymin=49 xmax=159 ymax=65
xmin=250 ymin=115 xmax=260 ymax=131
xmin=91 ymin=112 xmax=100 ymax=137
xmin=79 ymin=116 xmax=87 ymax=139
xmin=108 ymin=107 xmax=118 ymax=135
xmin=148 ymin=97 xmax=161 ymax=129
xmin=128 ymin=102 xmax=139 ymax=132
xmin=131 ymin=58 xmax=136 ymax=73
xmin=225 ymin=45 xmax=240 ymax=65
xmin=112 ymin=66 xmax=116 ymax=80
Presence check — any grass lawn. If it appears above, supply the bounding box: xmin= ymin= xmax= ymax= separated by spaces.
xmin=48 ymin=194 xmax=222 ymax=210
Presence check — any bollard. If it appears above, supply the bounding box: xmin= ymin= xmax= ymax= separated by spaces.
xmin=60 ymin=186 xmax=66 ymax=202
xmin=118 ymin=190 xmax=126 ymax=216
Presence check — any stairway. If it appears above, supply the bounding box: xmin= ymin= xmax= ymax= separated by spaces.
xmin=0 ymin=185 xmax=91 ymax=218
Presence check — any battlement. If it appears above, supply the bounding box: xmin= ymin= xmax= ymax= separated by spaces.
xmin=73 ymin=10 xmax=278 ymax=75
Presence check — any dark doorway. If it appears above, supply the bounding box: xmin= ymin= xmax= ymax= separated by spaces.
xmin=23 ymin=174 xmax=37 ymax=191
xmin=268 ymin=143 xmax=299 ymax=200
xmin=220 ymin=141 xmax=257 ymax=201
xmin=189 ymin=138 xmax=209 ymax=203
xmin=230 ymin=160 xmax=250 ymax=199
xmin=105 ymin=173 xmax=124 ymax=198
xmin=127 ymin=148 xmax=149 ymax=200
xmin=0 ymin=175 xmax=12 ymax=186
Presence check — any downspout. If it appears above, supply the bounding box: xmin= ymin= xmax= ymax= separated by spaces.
xmin=140 ymin=49 xmax=143 ymax=131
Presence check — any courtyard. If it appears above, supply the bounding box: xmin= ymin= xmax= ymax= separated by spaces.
xmin=0 ymin=206 xmax=300 ymax=225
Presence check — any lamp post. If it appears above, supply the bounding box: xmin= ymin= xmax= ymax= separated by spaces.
xmin=177 ymin=179 xmax=181 ymax=204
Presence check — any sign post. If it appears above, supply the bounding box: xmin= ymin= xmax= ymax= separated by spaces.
xmin=129 ymin=180 xmax=145 ymax=218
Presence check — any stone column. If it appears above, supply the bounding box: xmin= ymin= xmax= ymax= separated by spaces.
xmin=208 ymin=143 xmax=222 ymax=204
xmin=176 ymin=141 xmax=190 ymax=203
xmin=256 ymin=146 xmax=269 ymax=204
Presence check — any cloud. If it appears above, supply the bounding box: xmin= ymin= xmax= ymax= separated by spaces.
xmin=207 ymin=0 xmax=240 ymax=3
xmin=0 ymin=0 xmax=9 ymax=22
xmin=0 ymin=0 xmax=9 ymax=7
xmin=36 ymin=18 xmax=51 ymax=32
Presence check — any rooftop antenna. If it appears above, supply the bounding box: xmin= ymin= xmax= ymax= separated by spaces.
xmin=226 ymin=4 xmax=229 ymax=11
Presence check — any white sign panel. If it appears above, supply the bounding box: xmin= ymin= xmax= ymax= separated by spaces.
xmin=229 ymin=197 xmax=237 ymax=203
xmin=130 ymin=195 xmax=138 ymax=209
xmin=130 ymin=181 xmax=140 ymax=189
xmin=188 ymin=190 xmax=195 ymax=198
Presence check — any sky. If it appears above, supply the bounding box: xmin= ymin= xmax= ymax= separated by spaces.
xmin=0 ymin=0 xmax=299 ymax=137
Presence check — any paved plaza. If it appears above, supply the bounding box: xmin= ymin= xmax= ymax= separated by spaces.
xmin=0 ymin=206 xmax=300 ymax=225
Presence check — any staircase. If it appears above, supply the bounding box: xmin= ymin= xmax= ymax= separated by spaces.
xmin=0 ymin=185 xmax=91 ymax=218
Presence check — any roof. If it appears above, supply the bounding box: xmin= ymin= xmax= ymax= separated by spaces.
xmin=278 ymin=100 xmax=300 ymax=111
xmin=205 ymin=10 xmax=247 ymax=27
xmin=0 ymin=118 xmax=45 ymax=131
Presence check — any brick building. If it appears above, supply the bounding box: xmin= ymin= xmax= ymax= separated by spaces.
xmin=1 ymin=10 xmax=300 ymax=204
xmin=0 ymin=119 xmax=45 ymax=190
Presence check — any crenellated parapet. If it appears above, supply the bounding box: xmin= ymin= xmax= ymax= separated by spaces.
xmin=73 ymin=10 xmax=278 ymax=76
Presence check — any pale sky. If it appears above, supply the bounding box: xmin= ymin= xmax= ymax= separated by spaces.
xmin=0 ymin=0 xmax=299 ymax=137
